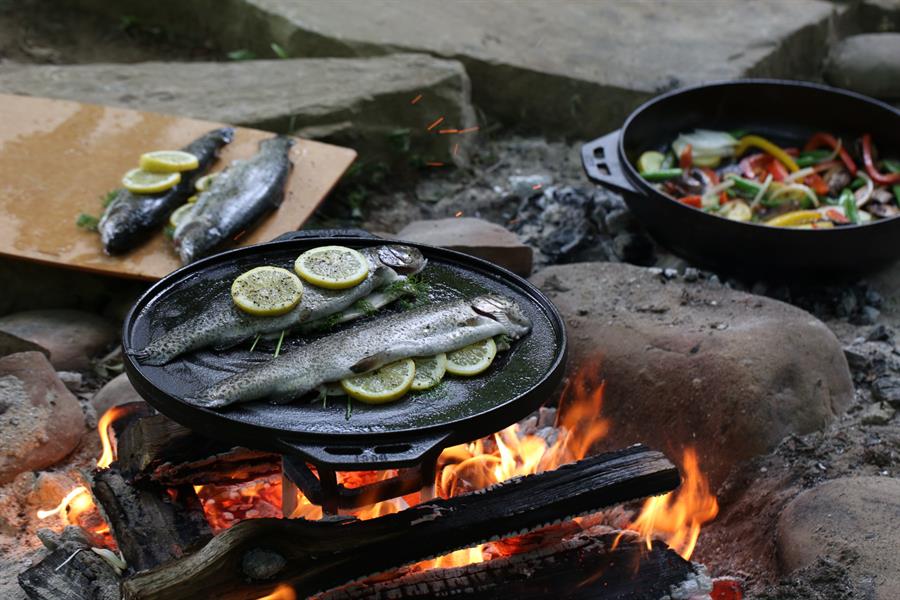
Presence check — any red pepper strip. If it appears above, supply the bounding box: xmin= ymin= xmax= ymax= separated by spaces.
xmin=678 ymin=195 xmax=702 ymax=208
xmin=679 ymin=144 xmax=693 ymax=170
xmin=805 ymin=172 xmax=829 ymax=195
xmin=826 ymin=208 xmax=849 ymax=224
xmin=767 ymin=158 xmax=789 ymax=182
xmin=803 ymin=132 xmax=858 ymax=175
xmin=861 ymin=133 xmax=900 ymax=185
xmin=740 ymin=154 xmax=768 ymax=179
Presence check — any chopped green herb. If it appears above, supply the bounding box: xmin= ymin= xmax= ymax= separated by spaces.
xmin=273 ymin=330 xmax=286 ymax=358
xmin=249 ymin=334 xmax=261 ymax=352
xmin=385 ymin=276 xmax=430 ymax=303
xmin=76 ymin=213 xmax=100 ymax=232
xmin=270 ymin=42 xmax=289 ymax=59
xmin=100 ymin=189 xmax=119 ymax=208
xmin=227 ymin=49 xmax=256 ymax=61
xmin=353 ymin=299 xmax=377 ymax=316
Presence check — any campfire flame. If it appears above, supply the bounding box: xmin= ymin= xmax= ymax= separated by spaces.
xmin=256 ymin=585 xmax=296 ymax=600
xmin=36 ymin=486 xmax=90 ymax=520
xmin=624 ymin=448 xmax=719 ymax=560
xmin=97 ymin=404 xmax=131 ymax=469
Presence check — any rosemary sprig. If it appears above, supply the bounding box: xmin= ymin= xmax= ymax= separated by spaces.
xmin=273 ymin=330 xmax=285 ymax=358
xmin=76 ymin=213 xmax=100 ymax=232
xmin=249 ymin=334 xmax=261 ymax=352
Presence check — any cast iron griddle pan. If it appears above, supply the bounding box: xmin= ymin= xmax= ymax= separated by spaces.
xmin=123 ymin=231 xmax=567 ymax=468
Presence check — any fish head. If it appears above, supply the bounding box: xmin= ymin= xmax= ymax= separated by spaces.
xmin=376 ymin=245 xmax=427 ymax=275
xmin=471 ymin=295 xmax=532 ymax=338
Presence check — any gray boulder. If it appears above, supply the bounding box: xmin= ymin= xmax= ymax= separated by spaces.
xmin=90 ymin=372 xmax=144 ymax=416
xmin=825 ymin=33 xmax=900 ymax=99
xmin=0 ymin=54 xmax=476 ymax=166
xmin=0 ymin=309 xmax=116 ymax=371
xmin=0 ymin=352 xmax=85 ymax=484
xmin=530 ymin=262 xmax=853 ymax=487
xmin=777 ymin=477 xmax=900 ymax=600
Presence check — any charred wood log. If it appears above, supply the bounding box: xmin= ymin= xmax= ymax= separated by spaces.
xmin=18 ymin=526 xmax=120 ymax=600
xmin=123 ymin=445 xmax=679 ymax=600
xmin=115 ymin=413 xmax=279 ymax=486
xmin=91 ymin=468 xmax=212 ymax=573
xmin=318 ymin=531 xmax=707 ymax=600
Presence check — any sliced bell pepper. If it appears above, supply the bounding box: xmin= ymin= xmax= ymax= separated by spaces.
xmin=679 ymin=144 xmax=693 ymax=170
xmin=740 ymin=153 xmax=769 ymax=179
xmin=861 ymin=134 xmax=900 ymax=185
xmin=678 ymin=195 xmax=702 ymax=208
xmin=767 ymin=158 xmax=789 ymax=182
xmin=825 ymin=208 xmax=849 ymax=224
xmin=735 ymin=135 xmax=800 ymax=173
xmin=805 ymin=172 xmax=829 ymax=196
xmin=803 ymin=132 xmax=857 ymax=175
xmin=765 ymin=210 xmax=822 ymax=227
xmin=840 ymin=188 xmax=859 ymax=224
xmin=642 ymin=168 xmax=683 ymax=182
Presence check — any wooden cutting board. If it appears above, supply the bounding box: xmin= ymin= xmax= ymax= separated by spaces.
xmin=0 ymin=93 xmax=357 ymax=280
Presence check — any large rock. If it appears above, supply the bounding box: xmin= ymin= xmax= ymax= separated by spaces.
xmin=0 ymin=331 xmax=48 ymax=360
xmin=530 ymin=263 xmax=853 ymax=487
xmin=0 ymin=309 xmax=116 ymax=371
xmin=64 ymin=0 xmax=840 ymax=136
xmin=825 ymin=33 xmax=900 ymax=99
xmin=90 ymin=372 xmax=144 ymax=416
xmin=0 ymin=54 xmax=476 ymax=165
xmin=859 ymin=0 xmax=900 ymax=32
xmin=394 ymin=218 xmax=533 ymax=276
xmin=0 ymin=352 xmax=85 ymax=484
xmin=777 ymin=477 xmax=900 ymax=599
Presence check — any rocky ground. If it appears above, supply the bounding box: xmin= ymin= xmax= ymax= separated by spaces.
xmin=2 ymin=1 xmax=900 ymax=599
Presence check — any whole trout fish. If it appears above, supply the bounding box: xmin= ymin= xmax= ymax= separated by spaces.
xmin=98 ymin=127 xmax=234 ymax=254
xmin=189 ymin=294 xmax=532 ymax=408
xmin=174 ymin=136 xmax=293 ymax=264
xmin=132 ymin=245 xmax=426 ymax=366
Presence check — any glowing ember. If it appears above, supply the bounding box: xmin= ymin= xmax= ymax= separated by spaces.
xmin=410 ymin=93 xmax=423 ymax=105
xmin=256 ymin=584 xmax=297 ymax=600
xmin=97 ymin=405 xmax=131 ymax=469
xmin=426 ymin=116 xmax=445 ymax=131
xmin=36 ymin=486 xmax=89 ymax=520
xmin=620 ymin=448 xmax=719 ymax=560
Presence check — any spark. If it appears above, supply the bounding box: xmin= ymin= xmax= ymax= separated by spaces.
xmin=532 ymin=183 xmax=542 ymax=190
xmin=426 ymin=116 xmax=445 ymax=131
xmin=457 ymin=126 xmax=480 ymax=134
xmin=426 ymin=161 xmax=445 ymax=167
xmin=438 ymin=128 xmax=460 ymax=134
xmin=455 ymin=211 xmax=464 ymax=217
xmin=410 ymin=93 xmax=423 ymax=105
xmin=453 ymin=143 xmax=460 ymax=156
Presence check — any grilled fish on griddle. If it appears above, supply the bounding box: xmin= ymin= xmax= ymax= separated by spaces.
xmin=189 ymin=294 xmax=532 ymax=408
xmin=131 ymin=245 xmax=427 ymax=366
xmin=173 ymin=136 xmax=293 ymax=264
xmin=98 ymin=127 xmax=234 ymax=254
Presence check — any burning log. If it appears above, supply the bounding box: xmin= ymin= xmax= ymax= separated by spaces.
xmin=18 ymin=526 xmax=120 ymax=600
xmin=122 ymin=445 xmax=679 ymax=600
xmin=319 ymin=531 xmax=708 ymax=599
xmin=115 ymin=413 xmax=280 ymax=486
xmin=91 ymin=468 xmax=212 ymax=572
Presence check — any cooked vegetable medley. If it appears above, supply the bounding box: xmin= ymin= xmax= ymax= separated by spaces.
xmin=637 ymin=130 xmax=900 ymax=228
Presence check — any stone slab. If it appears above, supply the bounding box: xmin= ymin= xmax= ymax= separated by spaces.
xmin=67 ymin=0 xmax=841 ymax=136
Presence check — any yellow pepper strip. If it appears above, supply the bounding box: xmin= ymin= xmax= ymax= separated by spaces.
xmin=765 ymin=210 xmax=823 ymax=227
xmin=734 ymin=135 xmax=800 ymax=173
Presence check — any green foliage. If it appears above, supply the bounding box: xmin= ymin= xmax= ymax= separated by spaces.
xmin=353 ymin=299 xmax=377 ymax=316
xmin=76 ymin=213 xmax=99 ymax=232
xmin=227 ymin=49 xmax=257 ymax=61
xmin=100 ymin=189 xmax=119 ymax=208
xmin=270 ymin=43 xmax=290 ymax=59
xmin=385 ymin=276 xmax=430 ymax=302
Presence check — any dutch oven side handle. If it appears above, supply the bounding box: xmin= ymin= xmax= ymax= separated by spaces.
xmin=277 ymin=430 xmax=452 ymax=469
xmin=581 ymin=129 xmax=638 ymax=195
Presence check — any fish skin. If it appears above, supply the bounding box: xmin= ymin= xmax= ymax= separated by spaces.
xmin=98 ymin=127 xmax=234 ymax=254
xmin=189 ymin=294 xmax=532 ymax=409
xmin=174 ymin=136 xmax=293 ymax=264
xmin=132 ymin=245 xmax=427 ymax=366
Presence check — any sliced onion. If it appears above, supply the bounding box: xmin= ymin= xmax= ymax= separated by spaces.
xmin=751 ymin=173 xmax=773 ymax=208
xmin=701 ymin=179 xmax=735 ymax=208
xmin=812 ymin=159 xmax=844 ymax=173
xmin=786 ymin=167 xmax=815 ymax=182
xmin=855 ymin=172 xmax=874 ymax=207
xmin=824 ymin=137 xmax=843 ymax=163
xmin=769 ymin=183 xmax=819 ymax=208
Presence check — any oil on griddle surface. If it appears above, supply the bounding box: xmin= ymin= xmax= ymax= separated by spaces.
xmin=0 ymin=93 xmax=357 ymax=280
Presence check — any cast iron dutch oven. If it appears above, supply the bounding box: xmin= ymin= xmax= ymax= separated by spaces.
xmin=582 ymin=79 xmax=900 ymax=275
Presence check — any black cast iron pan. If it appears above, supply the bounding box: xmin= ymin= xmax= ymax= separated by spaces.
xmin=582 ymin=79 xmax=900 ymax=277
xmin=123 ymin=230 xmax=567 ymax=470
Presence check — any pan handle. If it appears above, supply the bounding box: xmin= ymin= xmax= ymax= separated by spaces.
xmin=278 ymin=430 xmax=452 ymax=469
xmin=270 ymin=228 xmax=384 ymax=242
xmin=581 ymin=129 xmax=637 ymax=195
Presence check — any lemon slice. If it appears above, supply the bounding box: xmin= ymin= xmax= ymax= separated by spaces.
xmin=195 ymin=173 xmax=218 ymax=192
xmin=139 ymin=150 xmax=199 ymax=173
xmin=294 ymin=246 xmax=369 ymax=290
xmin=341 ymin=358 xmax=416 ymax=404
xmin=411 ymin=354 xmax=447 ymax=391
xmin=186 ymin=194 xmax=199 ymax=204
xmin=231 ymin=266 xmax=304 ymax=316
xmin=446 ymin=338 xmax=497 ymax=376
xmin=122 ymin=168 xmax=181 ymax=194
xmin=168 ymin=203 xmax=194 ymax=228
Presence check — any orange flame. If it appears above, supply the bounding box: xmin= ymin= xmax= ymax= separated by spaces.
xmin=36 ymin=486 xmax=90 ymax=520
xmin=97 ymin=405 xmax=131 ymax=469
xmin=622 ymin=448 xmax=718 ymax=560
xmin=256 ymin=584 xmax=296 ymax=600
